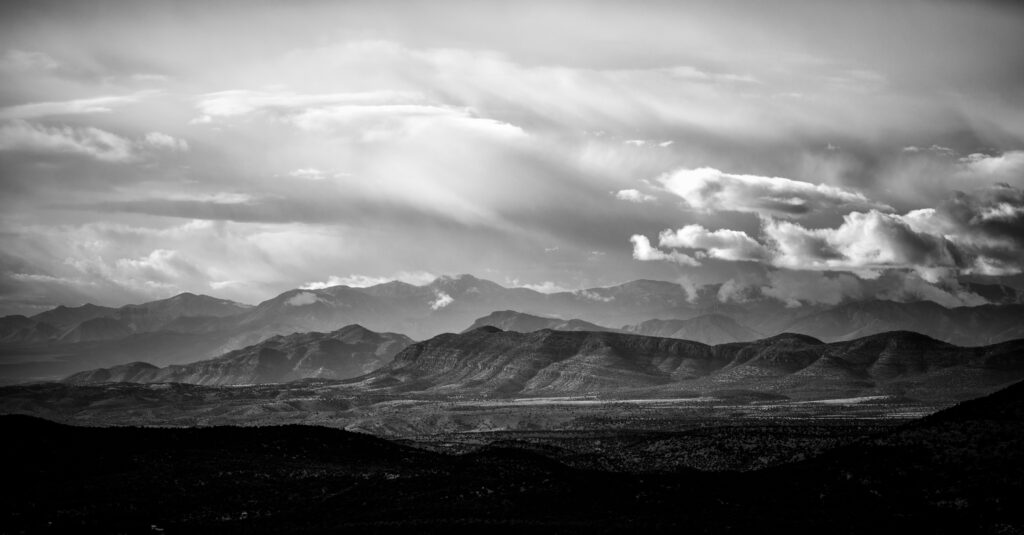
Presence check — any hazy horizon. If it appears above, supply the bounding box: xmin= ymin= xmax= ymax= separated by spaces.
xmin=3 ymin=0 xmax=1024 ymax=316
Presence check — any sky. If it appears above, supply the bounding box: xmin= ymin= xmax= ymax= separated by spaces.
xmin=1 ymin=0 xmax=1024 ymax=314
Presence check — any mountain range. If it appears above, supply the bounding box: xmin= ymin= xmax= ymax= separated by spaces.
xmin=3 ymin=274 xmax=1024 ymax=383
xmin=351 ymin=327 xmax=1024 ymax=401
xmin=64 ymin=325 xmax=412 ymax=386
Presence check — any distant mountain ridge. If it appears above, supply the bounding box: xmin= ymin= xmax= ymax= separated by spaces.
xmin=622 ymin=314 xmax=762 ymax=345
xmin=353 ymin=328 xmax=1024 ymax=401
xmin=65 ymin=325 xmax=412 ymax=386
xmin=3 ymin=274 xmax=1024 ymax=383
xmin=462 ymin=310 xmax=616 ymax=334
xmin=0 ymin=293 xmax=250 ymax=345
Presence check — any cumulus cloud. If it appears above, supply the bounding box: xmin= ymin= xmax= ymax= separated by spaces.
xmin=286 ymin=291 xmax=320 ymax=306
xmin=659 ymin=167 xmax=889 ymax=218
xmin=902 ymin=184 xmax=1024 ymax=276
xmin=762 ymin=211 xmax=961 ymax=281
xmin=658 ymin=225 xmax=770 ymax=261
xmin=630 ymin=235 xmax=700 ymax=266
xmin=958 ymin=151 xmax=1024 ymax=177
xmin=615 ymin=189 xmax=656 ymax=203
xmin=430 ymin=291 xmax=454 ymax=310
xmin=633 ymin=185 xmax=1024 ymax=281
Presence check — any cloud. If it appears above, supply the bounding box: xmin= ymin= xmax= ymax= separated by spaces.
xmin=658 ymin=225 xmax=770 ymax=261
xmin=716 ymin=278 xmax=759 ymax=304
xmin=573 ymin=289 xmax=614 ymax=302
xmin=195 ymin=89 xmax=424 ymax=119
xmin=633 ymin=185 xmax=1024 ymax=281
xmin=676 ymin=275 xmax=700 ymax=303
xmin=958 ymin=151 xmax=1024 ymax=177
xmin=0 ymin=49 xmax=59 ymax=72
xmin=288 ymin=168 xmax=328 ymax=180
xmin=902 ymin=184 xmax=1024 ymax=276
xmin=430 ymin=291 xmax=454 ymax=310
xmin=714 ymin=270 xmax=987 ymax=308
xmin=301 ymin=271 xmax=440 ymax=291
xmin=0 ymin=92 xmax=157 ymax=120
xmin=615 ymin=189 xmax=656 ymax=203
xmin=508 ymin=279 xmax=571 ymax=293
xmin=629 ymin=235 xmax=700 ymax=266
xmin=286 ymin=291 xmax=320 ymax=306
xmin=759 ymin=270 xmax=865 ymax=307
xmin=902 ymin=144 xmax=956 ymax=156
xmin=762 ymin=211 xmax=961 ymax=281
xmin=0 ymin=120 xmax=135 ymax=162
xmin=143 ymin=132 xmax=188 ymax=152
xmin=659 ymin=167 xmax=889 ymax=218
xmin=193 ymin=89 xmax=525 ymax=142
xmin=301 ymin=275 xmax=390 ymax=289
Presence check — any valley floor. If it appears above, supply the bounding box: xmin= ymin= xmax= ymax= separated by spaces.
xmin=3 ymin=380 xmax=1022 ymax=533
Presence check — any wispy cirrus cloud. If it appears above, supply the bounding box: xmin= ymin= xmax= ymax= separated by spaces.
xmin=0 ymin=91 xmax=158 ymax=120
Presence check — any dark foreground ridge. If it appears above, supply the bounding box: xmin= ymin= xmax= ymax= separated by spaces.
xmin=4 ymin=380 xmax=1024 ymax=533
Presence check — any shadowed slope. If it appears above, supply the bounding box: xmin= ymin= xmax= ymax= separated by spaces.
xmin=357 ymin=328 xmax=1024 ymax=400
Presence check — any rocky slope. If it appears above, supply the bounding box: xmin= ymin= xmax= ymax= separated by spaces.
xmin=64 ymin=325 xmax=412 ymax=386
xmin=356 ymin=328 xmax=1024 ymax=400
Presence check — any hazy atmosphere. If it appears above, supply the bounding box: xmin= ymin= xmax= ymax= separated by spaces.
xmin=4 ymin=3 xmax=1024 ymax=532
xmin=2 ymin=0 xmax=1024 ymax=315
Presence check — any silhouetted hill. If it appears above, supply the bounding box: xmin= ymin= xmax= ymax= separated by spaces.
xmin=2 ymin=380 xmax=1022 ymax=532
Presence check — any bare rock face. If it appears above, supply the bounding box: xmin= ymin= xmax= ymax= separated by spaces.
xmin=357 ymin=328 xmax=1024 ymax=400
xmin=64 ymin=325 xmax=413 ymax=386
